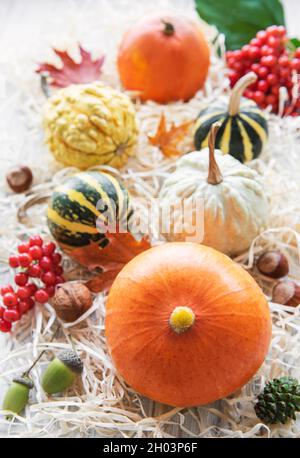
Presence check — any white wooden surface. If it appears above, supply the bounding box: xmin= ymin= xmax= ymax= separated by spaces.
xmin=0 ymin=0 xmax=299 ymax=438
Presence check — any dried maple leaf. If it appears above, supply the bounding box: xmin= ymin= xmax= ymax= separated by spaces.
xmin=36 ymin=45 xmax=105 ymax=88
xmin=64 ymin=230 xmax=151 ymax=293
xmin=148 ymin=113 xmax=193 ymax=158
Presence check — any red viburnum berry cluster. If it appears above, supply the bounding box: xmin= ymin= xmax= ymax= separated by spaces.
xmin=0 ymin=236 xmax=64 ymax=333
xmin=226 ymin=25 xmax=300 ymax=116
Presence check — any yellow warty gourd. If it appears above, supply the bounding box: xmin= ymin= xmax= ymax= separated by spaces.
xmin=43 ymin=82 xmax=139 ymax=169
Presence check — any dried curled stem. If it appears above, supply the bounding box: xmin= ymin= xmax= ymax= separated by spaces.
xmin=207 ymin=122 xmax=222 ymax=185
xmin=228 ymin=72 xmax=257 ymax=116
xmin=17 ymin=191 xmax=52 ymax=225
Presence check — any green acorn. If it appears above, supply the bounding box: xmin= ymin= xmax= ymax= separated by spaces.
xmin=42 ymin=350 xmax=83 ymax=394
xmin=2 ymin=375 xmax=34 ymax=416
xmin=255 ymin=376 xmax=300 ymax=424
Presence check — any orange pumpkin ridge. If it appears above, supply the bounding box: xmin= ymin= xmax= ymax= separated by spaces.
xmin=117 ymin=15 xmax=210 ymax=104
xmin=105 ymin=243 xmax=272 ymax=407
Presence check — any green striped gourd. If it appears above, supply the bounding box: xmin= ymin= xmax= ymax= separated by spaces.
xmin=194 ymin=72 xmax=268 ymax=163
xmin=47 ymin=171 xmax=132 ymax=251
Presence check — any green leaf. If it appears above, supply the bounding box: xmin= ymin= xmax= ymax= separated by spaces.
xmin=195 ymin=0 xmax=285 ymax=50
xmin=285 ymin=38 xmax=300 ymax=53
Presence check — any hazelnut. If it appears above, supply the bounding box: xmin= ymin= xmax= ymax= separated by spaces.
xmin=272 ymin=280 xmax=300 ymax=307
xmin=52 ymin=282 xmax=93 ymax=322
xmin=256 ymin=250 xmax=289 ymax=279
xmin=6 ymin=165 xmax=33 ymax=193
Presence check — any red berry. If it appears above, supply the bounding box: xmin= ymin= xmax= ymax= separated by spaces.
xmin=232 ymin=50 xmax=243 ymax=60
xmin=260 ymin=45 xmax=273 ymax=57
xmin=257 ymin=80 xmax=269 ymax=92
xmin=18 ymin=300 xmax=30 ymax=315
xmin=1 ymin=285 xmax=14 ymax=296
xmin=27 ymin=297 xmax=35 ymax=309
xmin=51 ymin=253 xmax=62 ymax=265
xmin=271 ymin=84 xmax=280 ymax=96
xmin=42 ymin=242 xmax=56 ymax=256
xmin=0 ymin=307 xmax=4 ymax=318
xmin=55 ymin=276 xmax=65 ymax=285
xmin=19 ymin=253 xmax=32 ymax=268
xmin=9 ymin=255 xmax=19 ymax=268
xmin=45 ymin=286 xmax=55 ymax=298
xmin=54 ymin=265 xmax=63 ymax=276
xmin=250 ymin=63 xmax=260 ymax=76
xmin=295 ymin=48 xmax=300 ymax=59
xmin=257 ymin=66 xmax=269 ymax=79
xmin=35 ymin=289 xmax=49 ymax=304
xmin=266 ymin=25 xmax=282 ymax=38
xmin=266 ymin=94 xmax=277 ymax=105
xmin=3 ymin=308 xmax=20 ymax=322
xmin=16 ymin=286 xmax=31 ymax=300
xmin=267 ymin=73 xmax=278 ymax=86
xmin=250 ymin=38 xmax=262 ymax=48
xmin=291 ymin=58 xmax=300 ymax=71
xmin=39 ymin=256 xmax=53 ymax=272
xmin=3 ymin=292 xmax=18 ymax=308
xmin=18 ymin=242 xmax=30 ymax=254
xmin=227 ymin=57 xmax=236 ymax=68
xmin=253 ymin=91 xmax=265 ymax=104
xmin=0 ymin=319 xmax=12 ymax=333
xmin=248 ymin=46 xmax=260 ymax=60
xmin=261 ymin=55 xmax=276 ymax=67
xmin=256 ymin=30 xmax=268 ymax=42
xmin=15 ymin=272 xmax=29 ymax=287
xmin=267 ymin=36 xmax=281 ymax=49
xmin=42 ymin=271 xmax=57 ymax=286
xmin=278 ymin=55 xmax=290 ymax=67
xmin=279 ymin=67 xmax=291 ymax=80
xmin=241 ymin=44 xmax=251 ymax=57
xmin=27 ymin=264 xmax=41 ymax=278
xmin=29 ymin=235 xmax=43 ymax=247
xmin=276 ymin=26 xmax=286 ymax=37
xmin=232 ymin=61 xmax=243 ymax=72
xmin=28 ymin=245 xmax=43 ymax=260
xmin=27 ymin=283 xmax=38 ymax=296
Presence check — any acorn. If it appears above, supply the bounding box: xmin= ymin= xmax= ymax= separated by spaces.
xmin=256 ymin=250 xmax=289 ymax=279
xmin=41 ymin=350 xmax=83 ymax=394
xmin=272 ymin=280 xmax=300 ymax=307
xmin=2 ymin=375 xmax=34 ymax=416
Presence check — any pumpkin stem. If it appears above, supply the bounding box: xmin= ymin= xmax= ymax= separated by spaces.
xmin=169 ymin=306 xmax=195 ymax=334
xmin=162 ymin=20 xmax=175 ymax=36
xmin=228 ymin=72 xmax=257 ymax=116
xmin=207 ymin=122 xmax=223 ymax=185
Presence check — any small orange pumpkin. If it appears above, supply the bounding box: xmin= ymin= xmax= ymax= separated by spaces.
xmin=106 ymin=243 xmax=271 ymax=407
xmin=117 ymin=15 xmax=210 ymax=104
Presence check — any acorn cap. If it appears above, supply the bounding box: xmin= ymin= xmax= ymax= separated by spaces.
xmin=57 ymin=350 xmax=83 ymax=374
xmin=13 ymin=376 xmax=34 ymax=389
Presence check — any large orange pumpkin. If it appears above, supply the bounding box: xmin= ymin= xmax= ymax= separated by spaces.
xmin=106 ymin=243 xmax=271 ymax=407
xmin=117 ymin=15 xmax=210 ymax=103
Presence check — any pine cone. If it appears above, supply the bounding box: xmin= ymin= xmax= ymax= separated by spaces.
xmin=255 ymin=377 xmax=300 ymax=424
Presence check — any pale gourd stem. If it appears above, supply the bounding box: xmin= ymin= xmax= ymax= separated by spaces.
xmin=207 ymin=122 xmax=223 ymax=185
xmin=228 ymin=72 xmax=257 ymax=116
xmin=40 ymin=72 xmax=51 ymax=98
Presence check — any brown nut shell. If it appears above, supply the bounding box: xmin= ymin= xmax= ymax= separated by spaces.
xmin=257 ymin=250 xmax=289 ymax=279
xmin=272 ymin=280 xmax=300 ymax=307
xmin=6 ymin=165 xmax=33 ymax=193
xmin=52 ymin=282 xmax=92 ymax=322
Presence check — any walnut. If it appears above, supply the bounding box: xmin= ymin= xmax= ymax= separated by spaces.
xmin=52 ymin=282 xmax=93 ymax=322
